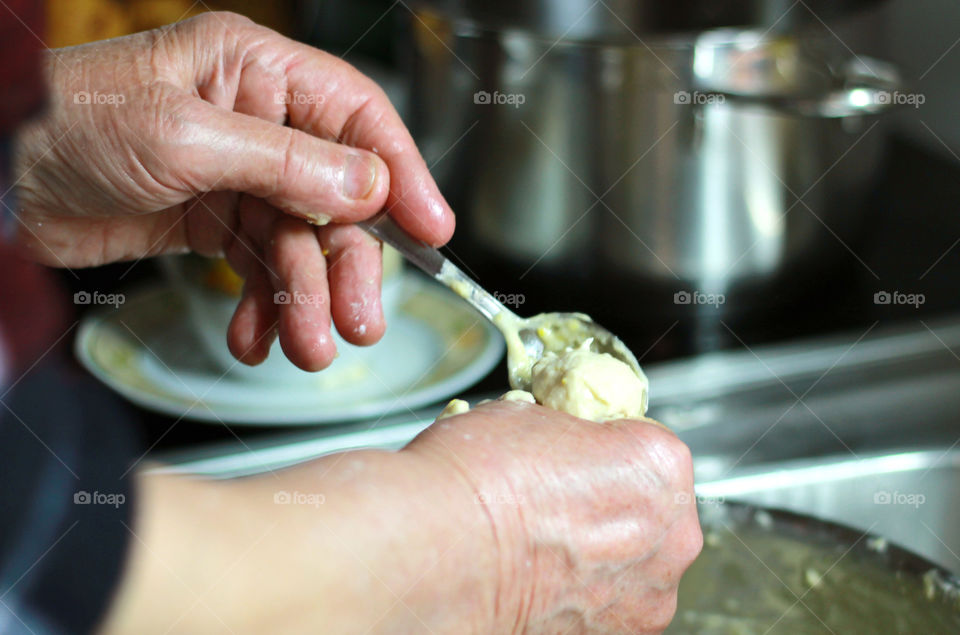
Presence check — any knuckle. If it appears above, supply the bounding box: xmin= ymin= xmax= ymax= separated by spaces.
xmin=663 ymin=434 xmax=694 ymax=478
xmin=199 ymin=11 xmax=256 ymax=30
xmin=149 ymin=90 xmax=199 ymax=152
xmin=679 ymin=517 xmax=704 ymax=566
xmin=362 ymin=80 xmax=393 ymax=115
xmin=169 ymin=10 xmax=255 ymax=43
xmin=337 ymin=57 xmax=390 ymax=104
xmin=647 ymin=589 xmax=679 ymax=633
xmin=145 ymin=96 xmax=211 ymax=191
xmin=320 ymin=223 xmax=378 ymax=253
xmin=667 ymin=437 xmax=693 ymax=474
xmin=338 ymin=80 xmax=397 ymax=145
xmin=346 ymin=65 xmax=387 ymax=101
xmin=272 ymin=127 xmax=300 ymax=201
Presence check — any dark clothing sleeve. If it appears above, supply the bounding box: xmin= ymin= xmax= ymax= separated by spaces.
xmin=2 ymin=3 xmax=138 ymax=631
xmin=0 ymin=360 xmax=140 ymax=635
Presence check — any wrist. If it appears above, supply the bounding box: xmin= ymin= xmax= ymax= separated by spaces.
xmin=276 ymin=449 xmax=505 ymax=632
xmin=401 ymin=441 xmax=533 ymax=633
xmin=100 ymin=449 xmax=512 ymax=634
xmin=382 ymin=449 xmax=504 ymax=633
xmin=98 ymin=471 xmax=240 ymax=634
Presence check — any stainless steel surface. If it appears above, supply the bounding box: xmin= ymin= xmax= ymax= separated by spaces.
xmin=409 ymin=7 xmax=899 ymax=297
xmin=654 ymin=316 xmax=960 ymax=474
xmin=697 ymin=450 xmax=960 ymax=574
xmin=357 ymin=211 xmax=510 ymax=323
xmin=358 ymin=211 xmax=643 ymax=390
xmin=153 ymin=313 xmax=960 ymax=579
xmin=669 ymin=501 xmax=960 ymax=633
xmin=152 ymin=413 xmax=436 ymax=479
xmin=357 ymin=211 xmax=446 ymax=278
xmin=414 ymin=0 xmax=883 ymax=40
xmin=155 ymin=313 xmax=960 ymax=473
xmin=695 ymin=51 xmax=900 ymax=118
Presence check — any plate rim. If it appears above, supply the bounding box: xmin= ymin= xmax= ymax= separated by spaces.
xmin=75 ymin=275 xmax=504 ymax=425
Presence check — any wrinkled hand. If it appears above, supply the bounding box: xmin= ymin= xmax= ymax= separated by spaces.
xmin=101 ymin=402 xmax=700 ymax=634
xmin=12 ymin=12 xmax=454 ymax=370
xmin=406 ymin=401 xmax=702 ymax=633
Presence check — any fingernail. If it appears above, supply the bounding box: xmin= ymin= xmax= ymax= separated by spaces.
xmin=343 ymin=154 xmax=377 ymax=200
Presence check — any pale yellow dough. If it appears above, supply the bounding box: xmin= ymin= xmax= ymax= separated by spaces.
xmin=529 ymin=342 xmax=648 ymax=422
xmin=436 ymin=398 xmax=471 ymax=420
xmin=433 ymin=259 xmax=648 ymax=422
xmin=435 ymin=340 xmax=647 ymax=423
xmin=435 ymin=348 xmax=645 ymax=424
xmin=499 ymin=390 xmax=536 ymax=404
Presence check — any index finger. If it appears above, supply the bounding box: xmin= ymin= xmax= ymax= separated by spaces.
xmin=279 ymin=43 xmax=455 ymax=246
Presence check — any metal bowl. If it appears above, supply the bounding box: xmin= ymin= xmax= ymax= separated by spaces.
xmin=670 ymin=501 xmax=960 ymax=634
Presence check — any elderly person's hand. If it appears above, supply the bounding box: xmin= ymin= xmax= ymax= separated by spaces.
xmin=104 ymin=401 xmax=701 ymax=634
xmin=12 ymin=12 xmax=453 ymax=371
xmin=406 ymin=401 xmax=702 ymax=633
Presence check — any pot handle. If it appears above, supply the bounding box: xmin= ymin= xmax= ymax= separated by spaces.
xmin=706 ymin=56 xmax=906 ymax=118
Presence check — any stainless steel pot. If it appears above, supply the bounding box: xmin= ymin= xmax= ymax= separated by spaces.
xmin=408 ymin=2 xmax=902 ymax=297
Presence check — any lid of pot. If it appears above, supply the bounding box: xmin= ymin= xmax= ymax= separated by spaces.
xmin=412 ymin=0 xmax=884 ymax=41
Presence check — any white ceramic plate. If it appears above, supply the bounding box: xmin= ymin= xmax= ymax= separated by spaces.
xmin=75 ymin=274 xmax=504 ymax=425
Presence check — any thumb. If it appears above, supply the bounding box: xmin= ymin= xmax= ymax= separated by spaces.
xmin=169 ymin=101 xmax=390 ymax=224
xmin=611 ymin=416 xmax=675 ymax=434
